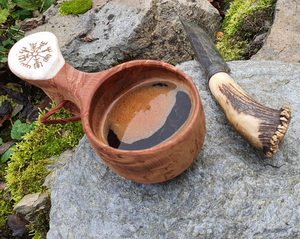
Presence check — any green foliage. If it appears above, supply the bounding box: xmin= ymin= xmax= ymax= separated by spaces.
xmin=0 ymin=138 xmax=3 ymax=145
xmin=0 ymin=107 xmax=84 ymax=237
xmin=217 ymin=0 xmax=276 ymax=60
xmin=217 ymin=37 xmax=248 ymax=61
xmin=60 ymin=0 xmax=92 ymax=16
xmin=0 ymin=158 xmax=12 ymax=229
xmin=42 ymin=0 xmax=56 ymax=11
xmin=0 ymin=8 xmax=9 ymax=24
xmin=1 ymin=117 xmax=36 ymax=165
xmin=0 ymin=0 xmax=56 ymax=65
xmin=28 ymin=196 xmax=50 ymax=239
xmin=223 ymin=0 xmax=274 ymax=37
xmin=13 ymin=0 xmax=42 ymax=11
xmin=13 ymin=0 xmax=55 ymax=11
xmin=0 ymin=1 xmax=24 ymax=64
xmin=31 ymin=230 xmax=45 ymax=239
xmin=11 ymin=8 xmax=32 ymax=19
xmin=1 ymin=145 xmax=15 ymax=163
xmin=0 ymin=24 xmax=23 ymax=63
xmin=0 ymin=95 xmax=8 ymax=105
xmin=8 ymin=159 xmax=50 ymax=202
xmin=6 ymin=108 xmax=83 ymax=202
xmin=0 ymin=189 xmax=13 ymax=228
xmin=11 ymin=120 xmax=36 ymax=140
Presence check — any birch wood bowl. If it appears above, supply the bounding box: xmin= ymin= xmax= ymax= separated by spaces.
xmin=8 ymin=32 xmax=206 ymax=183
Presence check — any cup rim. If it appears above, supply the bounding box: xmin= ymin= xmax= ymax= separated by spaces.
xmin=82 ymin=60 xmax=204 ymax=157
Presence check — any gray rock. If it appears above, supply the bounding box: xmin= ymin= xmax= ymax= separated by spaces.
xmin=27 ymin=0 xmax=221 ymax=72
xmin=14 ymin=192 xmax=49 ymax=223
xmin=47 ymin=60 xmax=300 ymax=239
xmin=7 ymin=214 xmax=28 ymax=237
xmin=26 ymin=5 xmax=95 ymax=48
xmin=43 ymin=149 xmax=75 ymax=189
xmin=253 ymin=0 xmax=300 ymax=63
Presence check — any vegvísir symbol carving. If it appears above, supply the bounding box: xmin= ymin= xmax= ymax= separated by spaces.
xmin=18 ymin=41 xmax=52 ymax=69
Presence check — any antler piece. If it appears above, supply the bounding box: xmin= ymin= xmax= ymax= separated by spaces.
xmin=8 ymin=32 xmax=65 ymax=80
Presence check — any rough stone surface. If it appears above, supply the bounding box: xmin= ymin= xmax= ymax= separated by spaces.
xmin=7 ymin=214 xmax=28 ymax=237
xmin=253 ymin=0 xmax=300 ymax=63
xmin=43 ymin=149 xmax=75 ymax=189
xmin=14 ymin=192 xmax=49 ymax=223
xmin=47 ymin=60 xmax=300 ymax=239
xmin=27 ymin=0 xmax=221 ymax=72
xmin=26 ymin=5 xmax=95 ymax=48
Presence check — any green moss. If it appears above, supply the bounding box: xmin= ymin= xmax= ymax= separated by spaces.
xmin=0 ymin=189 xmax=13 ymax=229
xmin=0 ymin=94 xmax=13 ymax=105
xmin=60 ymin=0 xmax=92 ymax=16
xmin=32 ymin=231 xmax=44 ymax=239
xmin=28 ymin=194 xmax=51 ymax=239
xmin=217 ymin=0 xmax=276 ymax=60
xmin=7 ymin=159 xmax=50 ymax=202
xmin=217 ymin=37 xmax=248 ymax=61
xmin=0 ymin=160 xmax=13 ymax=230
xmin=0 ymin=95 xmax=8 ymax=104
xmin=6 ymin=109 xmax=83 ymax=202
xmin=1 ymin=107 xmax=84 ymax=237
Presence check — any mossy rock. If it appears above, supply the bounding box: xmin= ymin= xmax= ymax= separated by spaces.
xmin=217 ymin=0 xmax=276 ymax=60
xmin=28 ymin=194 xmax=51 ymax=239
xmin=0 ymin=161 xmax=12 ymax=232
xmin=60 ymin=0 xmax=93 ymax=16
xmin=6 ymin=108 xmax=83 ymax=202
xmin=0 ymin=107 xmax=84 ymax=237
xmin=0 ymin=188 xmax=13 ymax=229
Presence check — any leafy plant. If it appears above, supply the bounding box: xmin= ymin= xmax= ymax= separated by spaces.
xmin=13 ymin=0 xmax=56 ymax=12
xmin=0 ymin=24 xmax=23 ymax=64
xmin=1 ymin=145 xmax=15 ymax=163
xmin=0 ymin=0 xmax=56 ymax=65
xmin=7 ymin=109 xmax=83 ymax=201
xmin=0 ymin=189 xmax=13 ymax=229
xmin=11 ymin=120 xmax=36 ymax=140
xmin=0 ymin=8 xmax=9 ymax=24
xmin=0 ymin=120 xmax=35 ymax=164
xmin=1 ymin=107 xmax=84 ymax=237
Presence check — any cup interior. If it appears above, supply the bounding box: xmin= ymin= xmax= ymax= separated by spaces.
xmin=88 ymin=61 xmax=199 ymax=151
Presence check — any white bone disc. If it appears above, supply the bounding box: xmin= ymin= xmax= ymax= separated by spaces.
xmin=8 ymin=32 xmax=65 ymax=80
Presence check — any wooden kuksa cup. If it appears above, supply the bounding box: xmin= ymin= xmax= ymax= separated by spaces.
xmin=8 ymin=32 xmax=206 ymax=183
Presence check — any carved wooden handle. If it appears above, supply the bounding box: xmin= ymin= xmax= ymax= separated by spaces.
xmin=8 ymin=32 xmax=65 ymax=81
xmin=209 ymin=72 xmax=291 ymax=157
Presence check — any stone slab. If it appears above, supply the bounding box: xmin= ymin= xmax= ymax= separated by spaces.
xmin=27 ymin=0 xmax=221 ymax=72
xmin=47 ymin=60 xmax=300 ymax=239
xmin=253 ymin=0 xmax=300 ymax=63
